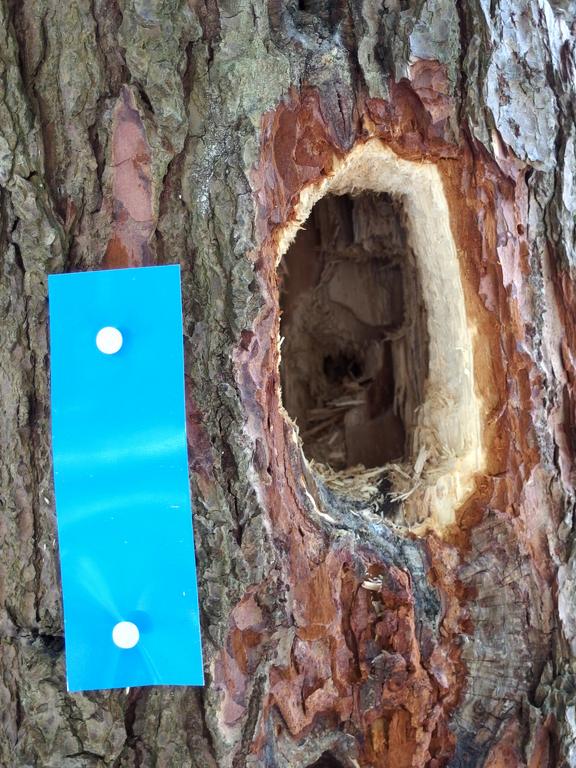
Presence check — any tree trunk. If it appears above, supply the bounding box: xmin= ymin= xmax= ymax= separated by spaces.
xmin=1 ymin=0 xmax=575 ymax=766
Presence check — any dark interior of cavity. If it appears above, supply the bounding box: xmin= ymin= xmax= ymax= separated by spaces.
xmin=279 ymin=192 xmax=428 ymax=471
xmin=306 ymin=753 xmax=345 ymax=768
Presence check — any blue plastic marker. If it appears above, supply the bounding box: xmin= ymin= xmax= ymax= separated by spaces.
xmin=48 ymin=265 xmax=204 ymax=691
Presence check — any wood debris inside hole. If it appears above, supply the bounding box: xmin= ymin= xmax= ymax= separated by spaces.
xmin=279 ymin=192 xmax=428 ymax=492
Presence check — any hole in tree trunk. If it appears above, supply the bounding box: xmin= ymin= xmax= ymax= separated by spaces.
xmin=274 ymin=140 xmax=485 ymax=525
xmin=305 ymin=752 xmax=345 ymax=768
xmin=279 ymin=192 xmax=428 ymax=473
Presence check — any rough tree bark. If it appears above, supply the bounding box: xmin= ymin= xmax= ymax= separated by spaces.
xmin=1 ymin=0 xmax=575 ymax=767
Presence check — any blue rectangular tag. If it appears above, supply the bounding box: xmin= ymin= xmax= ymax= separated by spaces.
xmin=48 ymin=265 xmax=204 ymax=691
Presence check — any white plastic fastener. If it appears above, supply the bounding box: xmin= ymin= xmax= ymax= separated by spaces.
xmin=112 ymin=621 xmax=140 ymax=649
xmin=96 ymin=326 xmax=123 ymax=355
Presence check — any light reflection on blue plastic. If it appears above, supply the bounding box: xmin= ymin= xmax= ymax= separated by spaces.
xmin=48 ymin=265 xmax=204 ymax=691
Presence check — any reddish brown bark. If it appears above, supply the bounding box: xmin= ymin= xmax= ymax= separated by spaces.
xmin=209 ymin=84 xmax=562 ymax=765
xmin=104 ymin=88 xmax=155 ymax=269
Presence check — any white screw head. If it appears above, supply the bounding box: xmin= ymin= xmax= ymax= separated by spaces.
xmin=112 ymin=621 xmax=140 ymax=649
xmin=96 ymin=326 xmax=123 ymax=355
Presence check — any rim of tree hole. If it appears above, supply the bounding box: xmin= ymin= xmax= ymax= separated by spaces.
xmin=276 ymin=139 xmax=485 ymax=529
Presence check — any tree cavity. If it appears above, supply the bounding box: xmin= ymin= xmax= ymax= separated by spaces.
xmin=279 ymin=192 xmax=427 ymax=472
xmin=275 ymin=140 xmax=484 ymax=527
